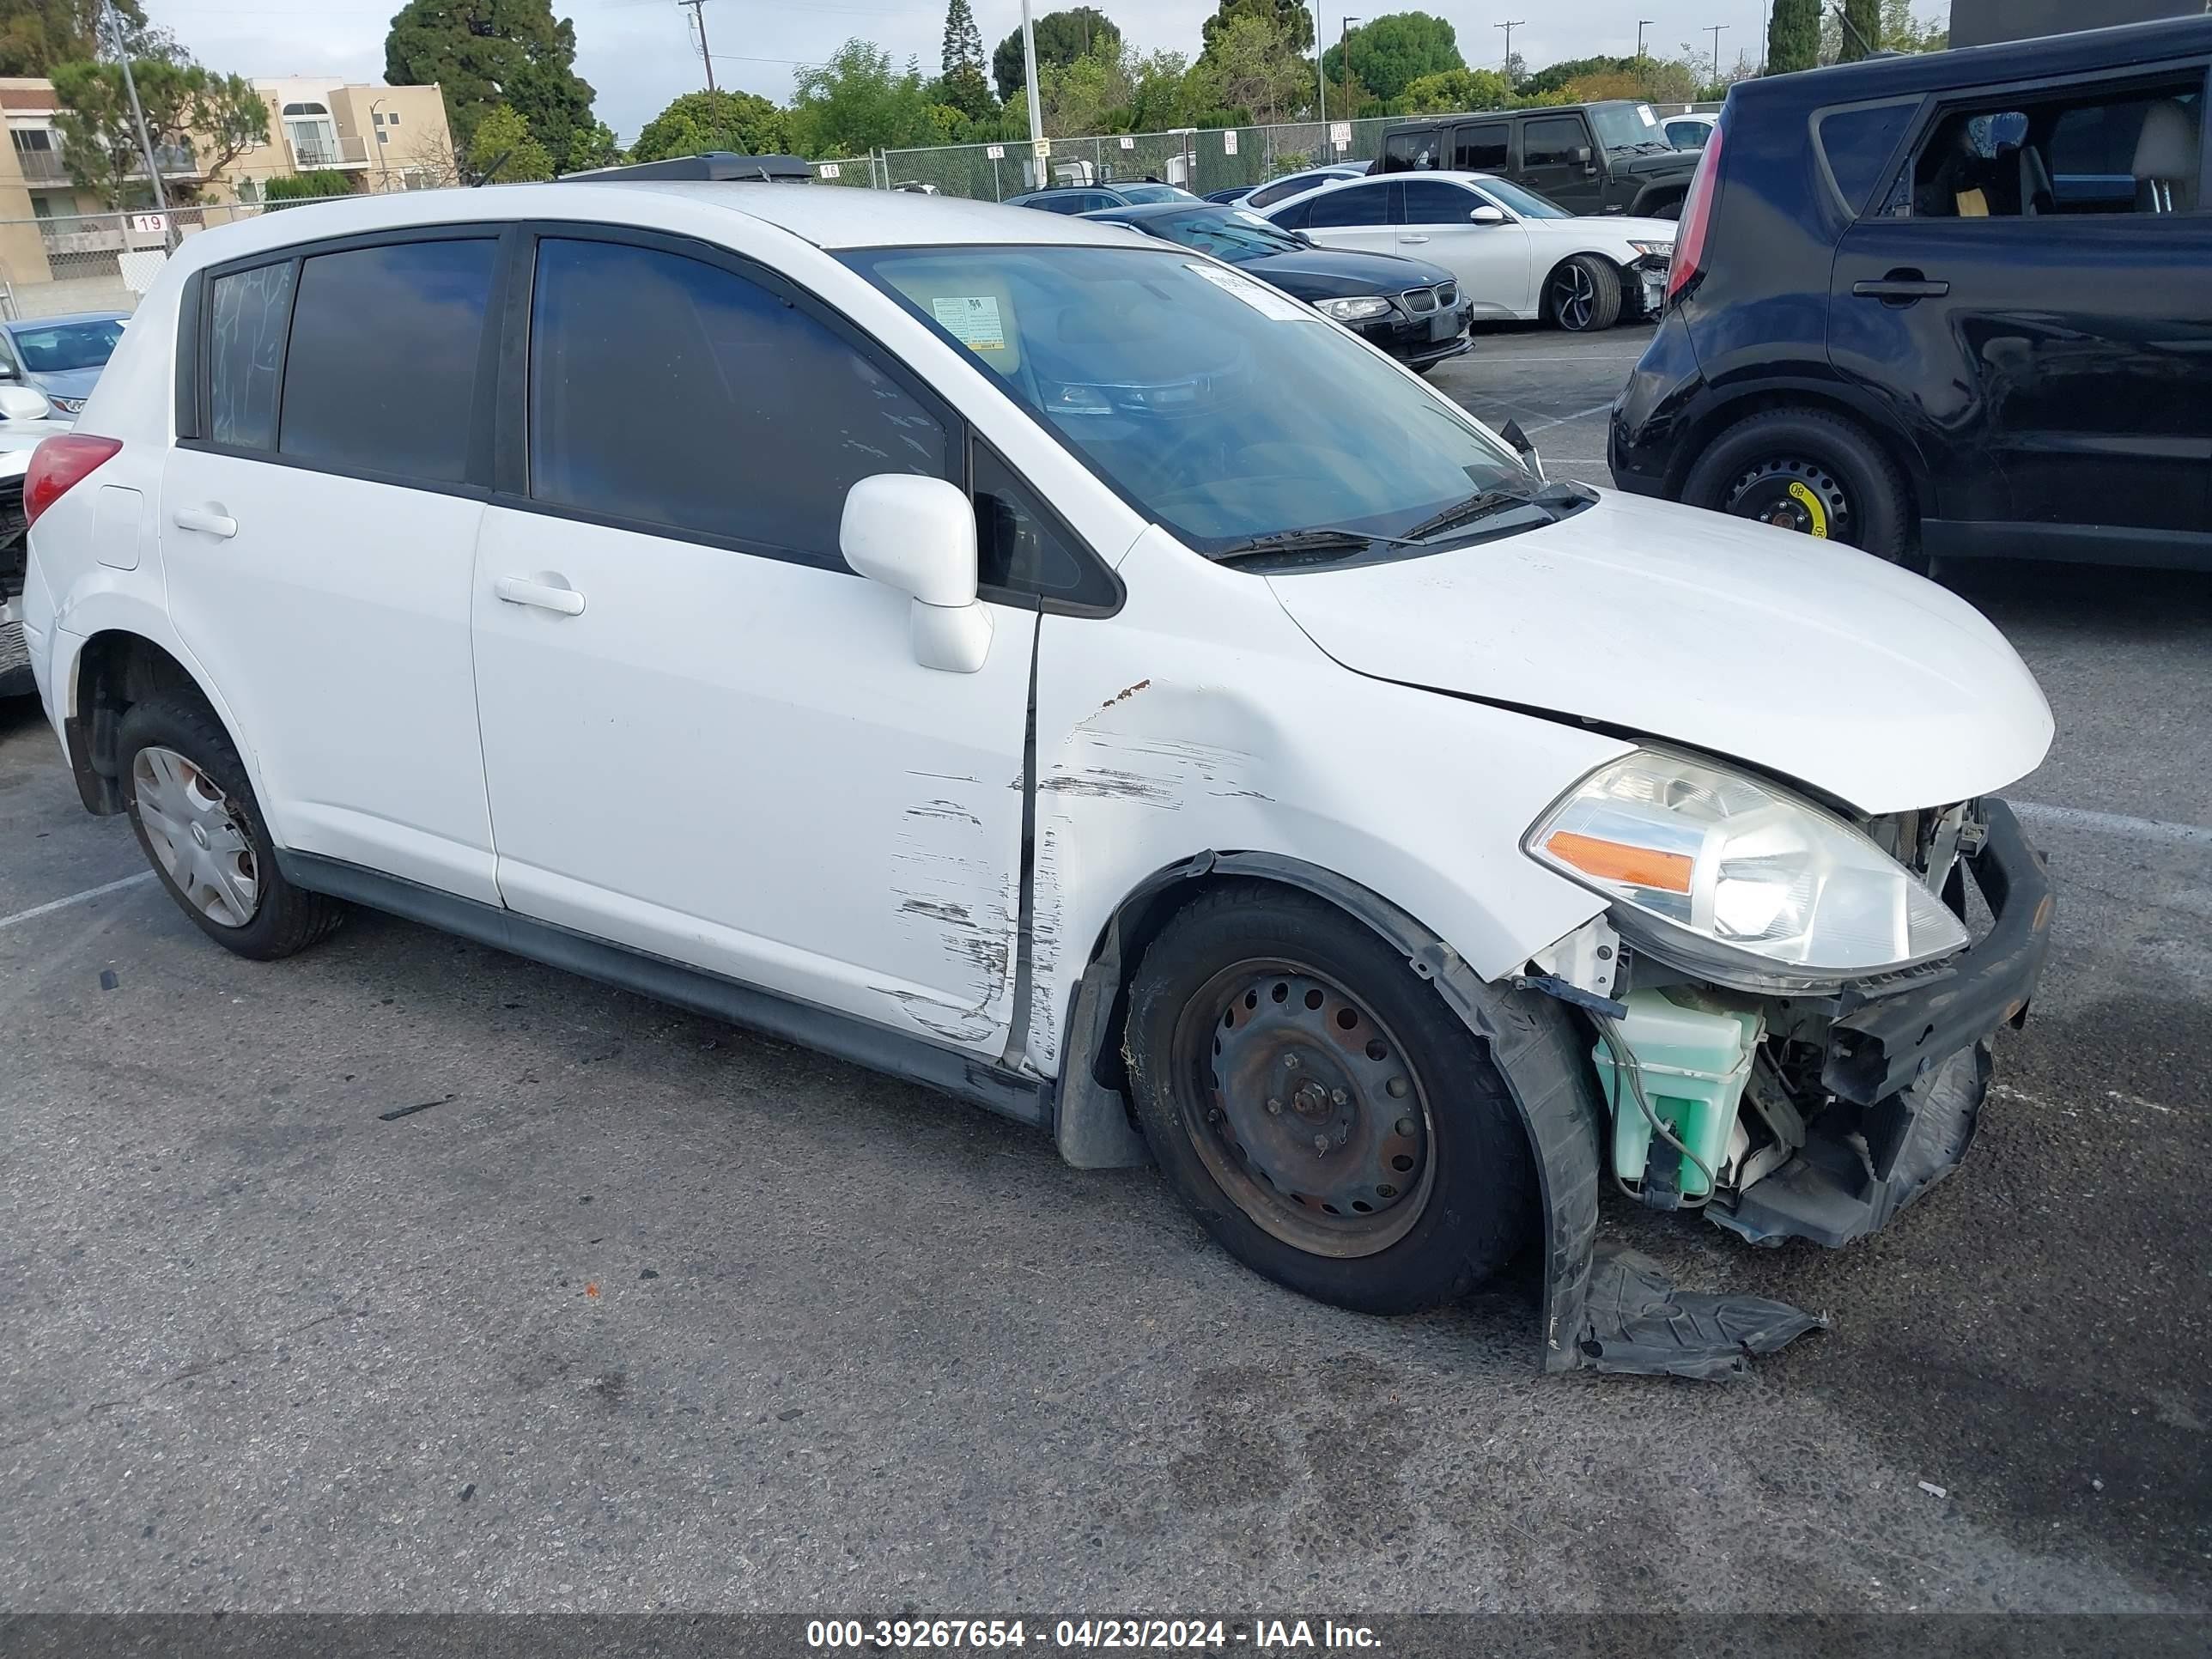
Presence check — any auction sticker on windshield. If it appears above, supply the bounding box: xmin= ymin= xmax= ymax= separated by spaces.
xmin=1183 ymin=263 xmax=1310 ymax=322
xmin=932 ymin=295 xmax=1006 ymax=352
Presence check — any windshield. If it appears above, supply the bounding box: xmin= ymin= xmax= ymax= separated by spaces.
xmin=844 ymin=245 xmax=1536 ymax=556
xmin=1117 ymin=183 xmax=1197 ymax=204
xmin=1589 ymin=102 xmax=1667 ymax=153
xmin=9 ymin=318 xmax=124 ymax=374
xmin=1473 ymin=178 xmax=1572 ymax=220
xmin=1138 ymin=209 xmax=1304 ymax=261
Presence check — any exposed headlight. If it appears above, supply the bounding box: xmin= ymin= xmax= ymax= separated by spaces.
xmin=1626 ymin=240 xmax=1674 ymax=259
xmin=1316 ymin=295 xmax=1392 ymax=322
xmin=46 ymin=396 xmax=83 ymax=414
xmin=1524 ymin=750 xmax=1969 ymax=990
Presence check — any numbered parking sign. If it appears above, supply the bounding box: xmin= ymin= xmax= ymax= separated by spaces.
xmin=1223 ymin=131 xmax=1238 ymax=155
xmin=817 ymin=162 xmax=841 ymax=179
xmin=986 ymin=144 xmax=1005 ymax=159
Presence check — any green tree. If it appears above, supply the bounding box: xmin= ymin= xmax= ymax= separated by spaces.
xmin=1765 ymin=0 xmax=1820 ymax=74
xmin=385 ymin=0 xmax=596 ymax=160
xmin=469 ymin=102 xmax=554 ymax=182
xmin=991 ymin=8 xmax=1120 ymax=105
xmin=1838 ymin=0 xmax=1880 ymax=60
xmin=942 ymin=0 xmax=983 ymax=77
xmin=1192 ymin=10 xmax=1313 ymax=125
xmin=262 ymin=168 xmax=355 ymax=200
xmin=562 ymin=118 xmax=621 ymax=173
xmin=629 ymin=89 xmax=787 ymax=162
xmin=1203 ymin=0 xmax=1313 ymax=57
xmin=1393 ymin=65 xmax=1510 ymax=114
xmin=0 ymin=0 xmax=179 ymax=73
xmin=931 ymin=64 xmax=997 ymax=122
xmin=789 ymin=40 xmax=940 ymax=156
xmin=1322 ymin=13 xmax=1461 ymax=106
xmin=52 ymin=57 xmax=268 ymax=206
xmin=1881 ymin=0 xmax=1948 ymax=51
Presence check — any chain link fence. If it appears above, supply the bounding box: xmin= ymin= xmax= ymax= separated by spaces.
xmin=0 ymin=204 xmax=264 ymax=320
xmin=819 ymin=115 xmax=1400 ymax=203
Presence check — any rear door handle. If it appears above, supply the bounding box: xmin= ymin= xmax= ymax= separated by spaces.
xmin=1852 ymin=276 xmax=1950 ymax=301
xmin=494 ymin=575 xmax=586 ymax=616
xmin=1398 ymin=234 xmax=1431 ymax=244
xmin=172 ymin=505 xmax=236 ymax=538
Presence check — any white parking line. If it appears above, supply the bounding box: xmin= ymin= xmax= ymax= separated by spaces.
xmin=2013 ymin=802 xmax=2212 ymax=848
xmin=1522 ymin=400 xmax=1616 ymax=433
xmin=0 ymin=871 xmax=155 ymax=933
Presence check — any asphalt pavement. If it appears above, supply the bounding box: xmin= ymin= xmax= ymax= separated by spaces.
xmin=3 ymin=322 xmax=2209 ymax=1615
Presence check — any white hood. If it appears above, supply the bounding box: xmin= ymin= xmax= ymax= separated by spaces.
xmin=1267 ymin=490 xmax=2054 ymax=816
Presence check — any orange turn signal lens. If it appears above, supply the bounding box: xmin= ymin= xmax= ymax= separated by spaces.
xmin=1544 ymin=830 xmax=1695 ymax=895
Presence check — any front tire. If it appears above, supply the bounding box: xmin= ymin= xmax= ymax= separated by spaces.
xmin=1123 ymin=884 xmax=1533 ymax=1315
xmin=119 ymin=693 xmax=346 ymax=960
xmin=1547 ymin=254 xmax=1623 ymax=332
xmin=1681 ymin=406 xmax=1914 ymax=562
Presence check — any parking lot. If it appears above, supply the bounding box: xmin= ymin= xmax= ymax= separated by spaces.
xmin=3 ymin=318 xmax=2209 ymax=1617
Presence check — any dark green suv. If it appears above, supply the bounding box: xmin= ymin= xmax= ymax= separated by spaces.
xmin=1376 ymin=100 xmax=1698 ymax=218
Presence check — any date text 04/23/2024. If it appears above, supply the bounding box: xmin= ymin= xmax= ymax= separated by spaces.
xmin=806 ymin=1620 xmax=1383 ymax=1650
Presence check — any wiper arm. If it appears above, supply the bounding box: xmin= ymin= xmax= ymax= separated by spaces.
xmin=1209 ymin=526 xmax=1421 ymax=564
xmin=1398 ymin=488 xmax=1534 ymax=544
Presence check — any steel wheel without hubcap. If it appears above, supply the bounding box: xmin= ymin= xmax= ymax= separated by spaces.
xmin=1550 ymin=263 xmax=1599 ymax=331
xmin=1171 ymin=962 xmax=1437 ymax=1258
xmin=132 ymin=744 xmax=261 ymax=927
xmin=1723 ymin=455 xmax=1854 ymax=543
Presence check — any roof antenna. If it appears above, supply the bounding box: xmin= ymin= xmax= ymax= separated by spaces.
xmin=471 ymin=148 xmax=514 ymax=187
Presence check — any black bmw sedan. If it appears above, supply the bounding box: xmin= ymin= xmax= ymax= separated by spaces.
xmin=1083 ymin=202 xmax=1474 ymax=373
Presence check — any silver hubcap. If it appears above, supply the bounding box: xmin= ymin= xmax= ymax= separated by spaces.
xmin=132 ymin=745 xmax=259 ymax=927
xmin=1554 ymin=264 xmax=1595 ymax=330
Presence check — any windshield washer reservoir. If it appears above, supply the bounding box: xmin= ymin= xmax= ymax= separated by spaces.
xmin=1595 ymin=988 xmax=1763 ymax=1199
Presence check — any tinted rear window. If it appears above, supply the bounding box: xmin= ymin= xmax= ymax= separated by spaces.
xmin=278 ymin=239 xmax=497 ymax=482
xmin=1818 ymin=101 xmax=1919 ymax=215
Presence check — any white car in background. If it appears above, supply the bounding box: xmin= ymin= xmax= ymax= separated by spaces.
xmin=1262 ymin=170 xmax=1676 ymax=331
xmin=0 ymin=383 xmax=64 ymax=696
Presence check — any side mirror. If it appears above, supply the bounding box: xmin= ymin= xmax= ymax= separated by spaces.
xmin=0 ymin=385 xmax=48 ymax=422
xmin=1572 ymin=145 xmax=1594 ymax=166
xmin=1292 ymin=229 xmax=1316 ymax=246
xmin=1498 ymin=418 xmax=1547 ymax=483
xmin=841 ymin=474 xmax=994 ymax=674
xmin=1469 ymin=204 xmax=1507 ymax=225
xmin=0 ymin=360 xmax=18 ymax=380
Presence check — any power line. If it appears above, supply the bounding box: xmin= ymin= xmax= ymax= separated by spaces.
xmin=1496 ymin=18 xmax=1524 ymax=78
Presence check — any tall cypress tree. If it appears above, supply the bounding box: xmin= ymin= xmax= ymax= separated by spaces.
xmin=1765 ymin=0 xmax=1820 ymax=74
xmin=1838 ymin=0 xmax=1881 ymax=60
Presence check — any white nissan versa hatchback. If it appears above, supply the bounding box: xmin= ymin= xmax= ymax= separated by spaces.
xmin=20 ymin=170 xmax=2057 ymax=1377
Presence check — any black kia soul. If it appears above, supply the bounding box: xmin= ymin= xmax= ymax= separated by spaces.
xmin=1610 ymin=16 xmax=2212 ymax=570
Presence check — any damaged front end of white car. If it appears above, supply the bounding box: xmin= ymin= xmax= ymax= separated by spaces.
xmin=1515 ymin=749 xmax=2054 ymax=1379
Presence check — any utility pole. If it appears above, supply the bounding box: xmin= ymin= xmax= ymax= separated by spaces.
xmin=99 ymin=0 xmax=166 ymax=211
xmin=1496 ymin=19 xmax=1524 ymax=83
xmin=1637 ymin=18 xmax=1653 ymax=57
xmin=678 ymin=0 xmax=716 ymax=94
xmin=1708 ymin=22 xmax=1727 ymax=89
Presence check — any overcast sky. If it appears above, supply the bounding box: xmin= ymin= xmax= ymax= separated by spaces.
xmin=160 ymin=0 xmax=1947 ymax=145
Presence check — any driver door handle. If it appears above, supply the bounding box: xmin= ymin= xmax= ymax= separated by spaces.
xmin=1399 ymin=234 xmax=1430 ymax=244
xmin=172 ymin=504 xmax=236 ymax=538
xmin=1853 ymin=272 xmax=1950 ymax=301
xmin=494 ymin=575 xmax=586 ymax=616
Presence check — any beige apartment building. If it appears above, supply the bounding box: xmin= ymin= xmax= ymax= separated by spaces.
xmin=0 ymin=74 xmax=454 ymax=313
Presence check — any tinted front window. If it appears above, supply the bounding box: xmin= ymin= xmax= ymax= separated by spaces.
xmin=10 ymin=318 xmax=124 ymax=373
xmin=208 ymin=260 xmax=295 ymax=450
xmin=849 ymin=245 xmax=1533 ymax=554
xmin=1817 ymin=103 xmax=1915 ymax=214
xmin=1304 ymin=184 xmax=1389 ymax=227
xmin=1383 ymin=130 xmax=1441 ymax=171
xmin=528 ymin=237 xmax=950 ymax=563
xmin=279 ymin=238 xmax=496 ymax=482
xmin=1399 ymin=179 xmax=1474 ymax=224
xmin=1899 ymin=77 xmax=2203 ymax=218
xmin=1143 ymin=209 xmax=1305 ymax=259
xmin=1522 ymin=116 xmax=1590 ymax=167
xmin=1453 ymin=123 xmax=1509 ymax=171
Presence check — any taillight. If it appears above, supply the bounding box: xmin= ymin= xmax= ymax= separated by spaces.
xmin=1667 ymin=118 xmax=1724 ymax=304
xmin=23 ymin=433 xmax=122 ymax=527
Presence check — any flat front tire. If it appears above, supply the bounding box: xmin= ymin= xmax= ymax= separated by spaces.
xmin=119 ymin=693 xmax=346 ymax=960
xmin=1123 ymin=884 xmax=1533 ymax=1315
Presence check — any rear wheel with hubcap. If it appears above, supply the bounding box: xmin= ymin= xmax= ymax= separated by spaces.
xmin=119 ymin=693 xmax=347 ymax=959
xmin=1125 ymin=885 xmax=1533 ymax=1314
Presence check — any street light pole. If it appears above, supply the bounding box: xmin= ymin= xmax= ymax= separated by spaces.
xmin=1337 ymin=15 xmax=1359 ymax=140
xmin=99 ymin=0 xmax=166 ymax=211
xmin=1020 ymin=0 xmax=1044 ymax=177
xmin=371 ymin=95 xmax=390 ymax=192
xmin=1637 ymin=18 xmax=1654 ymax=57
